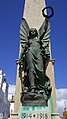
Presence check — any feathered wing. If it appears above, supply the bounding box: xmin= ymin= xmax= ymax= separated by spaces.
xmin=38 ymin=19 xmax=50 ymax=56
xmin=38 ymin=19 xmax=50 ymax=70
xmin=20 ymin=18 xmax=29 ymax=48
xmin=38 ymin=19 xmax=50 ymax=47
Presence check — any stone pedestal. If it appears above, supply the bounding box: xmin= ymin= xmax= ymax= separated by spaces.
xmin=18 ymin=106 xmax=51 ymax=119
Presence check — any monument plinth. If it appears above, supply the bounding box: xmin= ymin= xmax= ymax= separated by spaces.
xmin=18 ymin=106 xmax=51 ymax=119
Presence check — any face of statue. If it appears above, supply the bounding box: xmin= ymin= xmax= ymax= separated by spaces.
xmin=29 ymin=28 xmax=38 ymax=38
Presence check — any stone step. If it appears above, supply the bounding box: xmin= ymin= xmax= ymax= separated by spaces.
xmin=8 ymin=113 xmax=18 ymax=119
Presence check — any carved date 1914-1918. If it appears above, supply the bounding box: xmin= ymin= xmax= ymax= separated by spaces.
xmin=21 ymin=112 xmax=48 ymax=119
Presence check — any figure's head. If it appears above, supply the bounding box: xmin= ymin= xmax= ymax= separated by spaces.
xmin=29 ymin=28 xmax=38 ymax=38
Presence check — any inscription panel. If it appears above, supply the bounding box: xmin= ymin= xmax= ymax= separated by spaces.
xmin=21 ymin=111 xmax=48 ymax=119
xmin=18 ymin=106 xmax=51 ymax=119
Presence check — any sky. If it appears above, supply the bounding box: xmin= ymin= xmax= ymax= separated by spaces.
xmin=0 ymin=0 xmax=67 ymax=116
xmin=46 ymin=0 xmax=67 ymax=88
xmin=0 ymin=0 xmax=25 ymax=84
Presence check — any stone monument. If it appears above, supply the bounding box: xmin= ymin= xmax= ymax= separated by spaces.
xmin=10 ymin=0 xmax=61 ymax=119
xmin=19 ymin=6 xmax=54 ymax=106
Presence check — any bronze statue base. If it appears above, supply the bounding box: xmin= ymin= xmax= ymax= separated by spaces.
xmin=21 ymin=91 xmax=48 ymax=106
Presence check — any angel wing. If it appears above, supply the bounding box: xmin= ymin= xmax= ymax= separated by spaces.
xmin=38 ymin=19 xmax=50 ymax=57
xmin=38 ymin=19 xmax=50 ymax=47
xmin=20 ymin=18 xmax=30 ymax=48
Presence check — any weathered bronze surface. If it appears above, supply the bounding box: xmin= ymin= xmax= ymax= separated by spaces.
xmin=19 ymin=8 xmax=53 ymax=106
